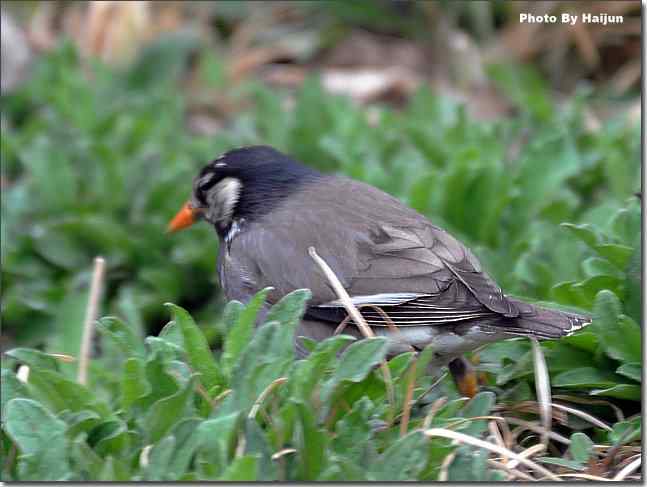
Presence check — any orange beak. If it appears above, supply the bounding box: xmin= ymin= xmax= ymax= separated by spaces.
xmin=167 ymin=201 xmax=199 ymax=233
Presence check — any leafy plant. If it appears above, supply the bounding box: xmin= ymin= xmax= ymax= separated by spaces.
xmin=2 ymin=289 xmax=640 ymax=481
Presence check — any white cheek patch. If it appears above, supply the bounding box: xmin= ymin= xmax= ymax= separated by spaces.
xmin=206 ymin=177 xmax=242 ymax=224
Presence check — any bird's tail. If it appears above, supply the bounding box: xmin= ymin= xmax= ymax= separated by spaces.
xmin=499 ymin=299 xmax=591 ymax=339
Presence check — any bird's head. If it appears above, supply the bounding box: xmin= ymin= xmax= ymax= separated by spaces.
xmin=168 ymin=145 xmax=320 ymax=236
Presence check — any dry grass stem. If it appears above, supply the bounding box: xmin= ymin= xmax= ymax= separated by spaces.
xmin=437 ymin=450 xmax=456 ymax=481
xmin=530 ymin=337 xmax=552 ymax=448
xmin=488 ymin=420 xmax=506 ymax=455
xmin=271 ymin=449 xmax=297 ymax=461
xmin=399 ymin=358 xmax=417 ymax=437
xmin=424 ymin=428 xmax=562 ymax=481
xmin=486 ymin=459 xmax=535 ymax=481
xmin=308 ymin=247 xmax=396 ymax=419
xmin=78 ymin=256 xmax=106 ymax=385
xmin=422 ymin=396 xmax=447 ymax=430
xmin=552 ymin=394 xmax=624 ymax=422
xmin=506 ymin=443 xmax=545 ymax=470
xmin=211 ymin=388 xmax=232 ymax=410
xmin=47 ymin=353 xmax=77 ymax=362
xmin=551 ymin=402 xmax=612 ymax=431
xmin=612 ymin=456 xmax=641 ymax=481
xmin=249 ymin=377 xmax=288 ymax=419
xmin=505 ymin=417 xmax=571 ymax=445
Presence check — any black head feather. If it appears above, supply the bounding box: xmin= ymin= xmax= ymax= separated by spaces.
xmin=192 ymin=146 xmax=321 ymax=234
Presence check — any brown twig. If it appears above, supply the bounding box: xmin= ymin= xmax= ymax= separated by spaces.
xmin=78 ymin=256 xmax=106 ymax=385
xmin=399 ymin=358 xmax=417 ymax=437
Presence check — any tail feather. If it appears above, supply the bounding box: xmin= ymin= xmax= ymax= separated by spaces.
xmin=502 ymin=299 xmax=591 ymax=339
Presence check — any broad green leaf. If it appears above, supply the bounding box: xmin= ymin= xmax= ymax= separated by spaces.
xmin=144 ymin=435 xmax=176 ymax=481
xmin=590 ymin=384 xmax=641 ymax=401
xmin=222 ymin=288 xmax=271 ymax=375
xmin=265 ymin=288 xmax=311 ymax=326
xmin=560 ymin=223 xmax=600 ymax=248
xmin=552 ymin=367 xmax=620 ymax=389
xmin=165 ymin=303 xmax=224 ymax=391
xmin=1 ymin=368 xmax=31 ymax=415
xmin=47 ymin=290 xmax=88 ymax=377
xmin=595 ymin=243 xmax=633 ymax=269
xmin=290 ymin=334 xmax=356 ymax=401
xmin=63 ymin=410 xmax=102 ymax=438
xmin=616 ymin=362 xmax=641 ymax=382
xmin=144 ymin=375 xmax=196 ymax=443
xmin=322 ymin=337 xmax=389 ymax=401
xmin=97 ymin=316 xmax=146 ymax=360
xmin=243 ymin=418 xmax=277 ymax=480
xmin=593 ymin=291 xmax=641 ymax=363
xmin=4 ymin=348 xmax=59 ymax=371
xmin=570 ymin=432 xmax=594 ymax=463
xmin=90 ymin=419 xmax=130 ymax=457
xmin=446 ymin=444 xmax=490 ymax=481
xmin=296 ymin=402 xmax=328 ymax=480
xmin=166 ymin=418 xmax=203 ymax=479
xmin=121 ymin=357 xmax=151 ymax=410
xmin=27 ymin=368 xmax=106 ymax=416
xmin=196 ymin=412 xmax=241 ymax=478
xmin=370 ymin=431 xmax=428 ymax=481
xmin=332 ymin=397 xmax=373 ymax=463
xmin=609 ymin=418 xmax=641 ymax=444
xmin=459 ymin=391 xmax=495 ymax=436
xmin=217 ymin=455 xmax=258 ymax=481
xmin=5 ymin=398 xmax=71 ymax=481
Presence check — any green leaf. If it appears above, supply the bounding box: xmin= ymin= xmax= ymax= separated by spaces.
xmin=370 ymin=431 xmax=428 ymax=481
xmin=552 ymin=367 xmax=620 ymax=389
xmin=593 ymin=291 xmax=641 ymax=363
xmin=1 ymin=368 xmax=31 ymax=415
xmin=322 ymin=337 xmax=389 ymax=401
xmin=218 ymin=455 xmax=258 ymax=481
xmin=63 ymin=410 xmax=102 ymax=438
xmin=594 ymin=243 xmax=633 ymax=269
xmin=4 ymin=348 xmax=59 ymax=371
xmin=5 ymin=398 xmax=71 ymax=480
xmin=144 ymin=375 xmax=196 ymax=443
xmin=97 ymin=316 xmax=146 ymax=360
xmin=609 ymin=418 xmax=641 ymax=444
xmin=459 ymin=391 xmax=495 ymax=436
xmin=27 ymin=368 xmax=105 ymax=416
xmin=166 ymin=418 xmax=203 ymax=479
xmin=332 ymin=397 xmax=373 ymax=464
xmin=90 ymin=419 xmax=130 ymax=457
xmin=560 ymin=223 xmax=600 ymax=248
xmin=569 ymin=432 xmax=593 ymax=463
xmin=290 ymin=335 xmax=357 ymax=401
xmin=222 ymin=288 xmax=271 ymax=375
xmin=165 ymin=303 xmax=224 ymax=391
xmin=47 ymin=290 xmax=88 ymax=377
xmin=196 ymin=412 xmax=241 ymax=478
xmin=296 ymin=402 xmax=328 ymax=480
xmin=590 ymin=384 xmax=641 ymax=401
xmin=144 ymin=435 xmax=176 ymax=481
xmin=265 ymin=288 xmax=311 ymax=326
xmin=616 ymin=362 xmax=641 ymax=382
xmin=121 ymin=357 xmax=151 ymax=410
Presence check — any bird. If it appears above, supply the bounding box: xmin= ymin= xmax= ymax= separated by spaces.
xmin=168 ymin=145 xmax=591 ymax=395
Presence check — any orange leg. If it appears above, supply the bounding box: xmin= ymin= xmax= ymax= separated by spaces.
xmin=448 ymin=356 xmax=479 ymax=398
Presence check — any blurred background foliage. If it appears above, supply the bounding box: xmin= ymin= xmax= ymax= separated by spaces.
xmin=1 ymin=0 xmax=639 ymax=348
xmin=0 ymin=0 xmax=641 ymax=481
